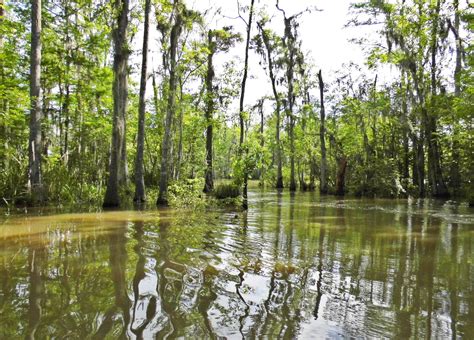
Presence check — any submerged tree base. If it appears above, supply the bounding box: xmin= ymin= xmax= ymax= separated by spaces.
xmin=103 ymin=201 xmax=120 ymax=209
xmin=156 ymin=197 xmax=168 ymax=207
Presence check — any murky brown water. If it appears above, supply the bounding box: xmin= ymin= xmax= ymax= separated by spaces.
xmin=1 ymin=191 xmax=473 ymax=339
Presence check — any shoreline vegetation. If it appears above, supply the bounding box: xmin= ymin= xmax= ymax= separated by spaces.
xmin=1 ymin=181 xmax=472 ymax=217
xmin=0 ymin=0 xmax=472 ymax=209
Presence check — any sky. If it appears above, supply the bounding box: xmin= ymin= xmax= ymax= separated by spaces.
xmin=141 ymin=0 xmax=382 ymax=114
xmin=195 ymin=0 xmax=368 ymax=69
xmin=194 ymin=0 xmax=377 ymax=107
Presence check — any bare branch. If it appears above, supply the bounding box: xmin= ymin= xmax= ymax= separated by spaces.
xmin=237 ymin=0 xmax=249 ymax=27
xmin=276 ymin=0 xmax=321 ymax=20
xmin=275 ymin=0 xmax=286 ymax=18
xmin=181 ymin=60 xmax=207 ymax=86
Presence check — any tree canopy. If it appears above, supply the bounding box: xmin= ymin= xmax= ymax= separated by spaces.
xmin=0 ymin=0 xmax=472 ymax=207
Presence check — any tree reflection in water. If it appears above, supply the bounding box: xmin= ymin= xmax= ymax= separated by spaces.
xmin=26 ymin=244 xmax=46 ymax=340
xmin=0 ymin=192 xmax=473 ymax=338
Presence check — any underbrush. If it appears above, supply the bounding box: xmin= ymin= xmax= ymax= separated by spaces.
xmin=167 ymin=178 xmax=207 ymax=209
xmin=167 ymin=180 xmax=243 ymax=209
xmin=347 ymin=159 xmax=401 ymax=198
xmin=213 ymin=183 xmax=240 ymax=199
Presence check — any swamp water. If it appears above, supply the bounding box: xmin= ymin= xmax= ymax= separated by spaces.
xmin=0 ymin=191 xmax=473 ymax=339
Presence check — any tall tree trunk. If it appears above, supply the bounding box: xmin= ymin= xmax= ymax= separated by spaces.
xmin=151 ymin=70 xmax=161 ymax=177
xmin=103 ymin=0 xmax=129 ymax=207
xmin=299 ymin=114 xmax=307 ymax=191
xmin=258 ymin=22 xmax=283 ymax=189
xmin=450 ymin=0 xmax=461 ymax=195
xmin=203 ymin=30 xmax=215 ymax=193
xmin=411 ymin=72 xmax=426 ymax=198
xmin=428 ymin=0 xmax=449 ymax=198
xmin=28 ymin=0 xmax=44 ymax=203
xmin=63 ymin=82 xmax=70 ymax=165
xmin=401 ymin=71 xmax=410 ymax=184
xmin=239 ymin=0 xmax=255 ymax=210
xmin=134 ymin=0 xmax=151 ymax=203
xmin=282 ymin=16 xmax=297 ymax=192
xmin=318 ymin=70 xmax=328 ymax=194
xmin=62 ymin=3 xmax=71 ymax=166
xmin=157 ymin=5 xmax=182 ymax=206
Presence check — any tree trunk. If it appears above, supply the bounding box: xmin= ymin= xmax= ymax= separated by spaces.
xmin=62 ymin=3 xmax=71 ymax=166
xmin=415 ymin=133 xmax=425 ymax=197
xmin=283 ymin=16 xmax=297 ymax=192
xmin=103 ymin=0 xmax=129 ymax=207
xmin=157 ymin=6 xmax=182 ymax=206
xmin=335 ymin=157 xmax=347 ymax=196
xmin=28 ymin=0 xmax=44 ymax=203
xmin=258 ymin=22 xmax=283 ymax=189
xmin=41 ymin=86 xmax=49 ymax=157
xmin=203 ymin=30 xmax=215 ymax=193
xmin=239 ymin=0 xmax=255 ymax=210
xmin=450 ymin=0 xmax=461 ymax=195
xmin=151 ymin=70 xmax=161 ymax=179
xmin=318 ymin=70 xmax=328 ymax=194
xmin=63 ymin=82 xmax=70 ymax=165
xmin=401 ymin=71 xmax=410 ymax=184
xmin=411 ymin=69 xmax=426 ymax=198
xmin=309 ymin=157 xmax=316 ymax=190
xmin=428 ymin=0 xmax=449 ymax=198
xmin=120 ymin=121 xmax=128 ymax=186
xmin=133 ymin=0 xmax=150 ymax=203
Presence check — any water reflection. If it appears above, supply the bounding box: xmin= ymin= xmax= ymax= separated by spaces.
xmin=27 ymin=244 xmax=46 ymax=340
xmin=0 ymin=193 xmax=473 ymax=338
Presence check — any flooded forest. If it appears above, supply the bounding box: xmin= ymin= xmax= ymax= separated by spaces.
xmin=0 ymin=0 xmax=473 ymax=338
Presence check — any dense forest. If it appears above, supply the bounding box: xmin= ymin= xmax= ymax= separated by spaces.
xmin=0 ymin=0 xmax=472 ymax=208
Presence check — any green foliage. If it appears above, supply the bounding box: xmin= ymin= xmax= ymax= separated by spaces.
xmin=168 ymin=178 xmax=206 ymax=209
xmin=214 ymin=183 xmax=240 ymax=199
xmin=0 ymin=0 xmax=472 ymax=207
xmin=232 ymin=138 xmax=264 ymax=186
xmin=348 ymin=158 xmax=400 ymax=198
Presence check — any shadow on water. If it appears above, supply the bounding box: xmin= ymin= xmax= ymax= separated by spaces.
xmin=0 ymin=191 xmax=473 ymax=338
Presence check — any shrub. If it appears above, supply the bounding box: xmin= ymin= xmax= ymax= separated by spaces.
xmin=168 ymin=178 xmax=206 ymax=209
xmin=214 ymin=183 xmax=240 ymax=199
